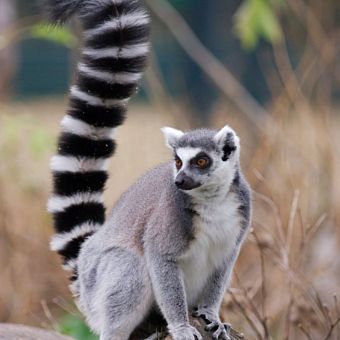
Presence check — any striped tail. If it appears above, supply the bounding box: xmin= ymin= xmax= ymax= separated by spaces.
xmin=47 ymin=0 xmax=150 ymax=278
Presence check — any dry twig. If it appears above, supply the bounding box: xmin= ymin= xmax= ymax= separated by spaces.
xmin=145 ymin=0 xmax=271 ymax=134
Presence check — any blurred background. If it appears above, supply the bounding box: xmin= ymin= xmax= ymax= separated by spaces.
xmin=0 ymin=0 xmax=339 ymax=339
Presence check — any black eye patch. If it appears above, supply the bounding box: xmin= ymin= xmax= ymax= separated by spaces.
xmin=190 ymin=152 xmax=212 ymax=169
xmin=174 ymin=154 xmax=183 ymax=170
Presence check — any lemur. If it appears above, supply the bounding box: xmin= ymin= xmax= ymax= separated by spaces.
xmin=46 ymin=0 xmax=251 ymax=339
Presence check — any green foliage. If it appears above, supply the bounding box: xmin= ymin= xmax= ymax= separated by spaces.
xmin=0 ymin=114 xmax=53 ymax=159
xmin=234 ymin=0 xmax=283 ymax=50
xmin=30 ymin=23 xmax=76 ymax=48
xmin=58 ymin=314 xmax=99 ymax=340
xmin=29 ymin=127 xmax=54 ymax=158
xmin=0 ymin=115 xmax=22 ymax=156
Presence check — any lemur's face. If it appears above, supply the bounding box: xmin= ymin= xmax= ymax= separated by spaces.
xmin=161 ymin=126 xmax=240 ymax=193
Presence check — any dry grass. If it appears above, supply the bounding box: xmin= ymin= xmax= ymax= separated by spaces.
xmin=0 ymin=98 xmax=339 ymax=339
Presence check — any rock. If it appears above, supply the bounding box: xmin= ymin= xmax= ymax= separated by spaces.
xmin=0 ymin=324 xmax=72 ymax=340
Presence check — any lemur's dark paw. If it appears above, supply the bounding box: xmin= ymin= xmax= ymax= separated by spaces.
xmin=192 ymin=307 xmax=231 ymax=339
xmin=205 ymin=321 xmax=231 ymax=340
xmin=192 ymin=306 xmax=216 ymax=324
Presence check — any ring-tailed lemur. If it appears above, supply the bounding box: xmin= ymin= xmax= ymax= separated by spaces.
xmin=46 ymin=1 xmax=251 ymax=339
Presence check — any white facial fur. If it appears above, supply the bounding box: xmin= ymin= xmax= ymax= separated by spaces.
xmin=191 ymin=155 xmax=236 ymax=200
xmin=174 ymin=147 xmax=202 ymax=176
xmin=176 ymin=147 xmax=202 ymax=163
xmin=161 ymin=125 xmax=240 ymax=197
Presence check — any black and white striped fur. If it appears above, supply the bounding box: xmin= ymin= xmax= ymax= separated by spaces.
xmin=47 ymin=0 xmax=150 ymax=283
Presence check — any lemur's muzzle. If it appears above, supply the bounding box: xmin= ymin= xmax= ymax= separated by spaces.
xmin=175 ymin=172 xmax=201 ymax=191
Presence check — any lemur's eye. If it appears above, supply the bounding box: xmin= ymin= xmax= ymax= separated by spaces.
xmin=196 ymin=157 xmax=209 ymax=168
xmin=175 ymin=158 xmax=182 ymax=170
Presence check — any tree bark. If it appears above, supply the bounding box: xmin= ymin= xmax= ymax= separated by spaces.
xmin=130 ymin=315 xmax=246 ymax=340
xmin=0 ymin=0 xmax=17 ymax=101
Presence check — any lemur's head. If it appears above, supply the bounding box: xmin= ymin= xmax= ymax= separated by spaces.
xmin=161 ymin=125 xmax=240 ymax=195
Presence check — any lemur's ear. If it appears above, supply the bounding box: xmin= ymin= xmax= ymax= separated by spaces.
xmin=214 ymin=125 xmax=239 ymax=161
xmin=161 ymin=127 xmax=184 ymax=149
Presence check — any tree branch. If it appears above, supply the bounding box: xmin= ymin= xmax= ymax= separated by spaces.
xmin=130 ymin=315 xmax=246 ymax=340
xmin=145 ymin=0 xmax=271 ymax=134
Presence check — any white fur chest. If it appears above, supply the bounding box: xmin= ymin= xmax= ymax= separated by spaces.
xmin=179 ymin=192 xmax=241 ymax=306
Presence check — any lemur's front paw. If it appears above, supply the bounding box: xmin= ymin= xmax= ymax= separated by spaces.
xmin=205 ymin=321 xmax=231 ymax=340
xmin=192 ymin=307 xmax=231 ymax=340
xmin=168 ymin=323 xmax=203 ymax=340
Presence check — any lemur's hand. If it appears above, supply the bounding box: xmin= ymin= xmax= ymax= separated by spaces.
xmin=192 ymin=307 xmax=231 ymax=340
xmin=168 ymin=323 xmax=203 ymax=340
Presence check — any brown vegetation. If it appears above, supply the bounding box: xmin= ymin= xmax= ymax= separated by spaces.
xmin=0 ymin=97 xmax=339 ymax=339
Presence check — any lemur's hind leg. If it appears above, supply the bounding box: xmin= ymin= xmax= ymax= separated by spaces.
xmin=100 ymin=297 xmax=152 ymax=340
xmin=95 ymin=248 xmax=154 ymax=340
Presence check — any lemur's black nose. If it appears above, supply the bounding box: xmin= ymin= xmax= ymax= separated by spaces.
xmin=175 ymin=178 xmax=186 ymax=188
xmin=175 ymin=173 xmax=201 ymax=190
